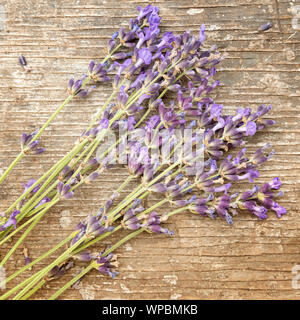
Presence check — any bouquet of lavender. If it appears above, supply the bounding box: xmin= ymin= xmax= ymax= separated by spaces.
xmin=0 ymin=5 xmax=285 ymax=300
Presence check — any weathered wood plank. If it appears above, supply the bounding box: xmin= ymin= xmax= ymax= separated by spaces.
xmin=0 ymin=0 xmax=299 ymax=300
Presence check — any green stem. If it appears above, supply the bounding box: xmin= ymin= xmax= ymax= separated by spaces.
xmin=15 ymin=85 xmax=120 ymax=220
xmin=2 ymin=139 xmax=87 ymax=217
xmin=8 ymin=200 xmax=189 ymax=300
xmin=0 ymin=85 xmax=121 ymax=240
xmin=0 ymin=151 xmax=24 ymax=185
xmin=0 ymin=197 xmax=60 ymax=267
xmin=166 ymin=206 xmax=189 ymax=218
xmin=0 ymin=143 xmax=94 ymax=246
xmin=12 ymin=146 xmax=193 ymax=280
xmin=22 ymin=137 xmax=99 ymax=220
xmin=32 ymin=94 xmax=74 ymax=142
xmin=20 ymin=280 xmax=46 ymax=300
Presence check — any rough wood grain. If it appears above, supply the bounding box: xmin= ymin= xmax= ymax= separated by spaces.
xmin=0 ymin=0 xmax=299 ymax=300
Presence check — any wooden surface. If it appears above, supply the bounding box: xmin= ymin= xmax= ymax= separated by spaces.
xmin=0 ymin=0 xmax=299 ymax=300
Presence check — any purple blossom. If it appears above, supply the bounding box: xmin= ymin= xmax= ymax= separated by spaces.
xmin=0 ymin=210 xmax=20 ymax=231
xmin=158 ymin=102 xmax=185 ymax=128
xmin=67 ymin=76 xmax=92 ymax=98
xmin=235 ymin=179 xmax=286 ymax=219
xmin=136 ymin=5 xmax=160 ymax=25
xmin=270 ymin=177 xmax=281 ymax=190
xmin=85 ymin=214 xmax=114 ymax=238
xmin=93 ymin=250 xmax=118 ymax=278
xmin=199 ymin=24 xmax=206 ymax=43
xmin=35 ymin=197 xmax=50 ymax=209
xmin=21 ymin=179 xmax=40 ymax=195
xmin=259 ymin=22 xmax=273 ymax=31
xmin=88 ymin=61 xmax=110 ymax=83
xmin=57 ymin=182 xmax=74 ymax=200
xmin=122 ymin=207 xmax=143 ymax=230
xmin=143 ymin=212 xmax=174 ymax=235
xmin=100 ymin=118 xmax=109 ymax=129
xmin=21 ymin=132 xmax=46 ymax=155
xmin=86 ymin=171 xmax=100 ymax=183
xmin=59 ymin=165 xmax=75 ymax=181
xmin=19 ymin=55 xmax=27 ymax=67
xmin=73 ymin=251 xmax=93 ymax=262
xmin=271 ymin=202 xmax=286 ymax=218
xmin=136 ymin=48 xmax=153 ymax=67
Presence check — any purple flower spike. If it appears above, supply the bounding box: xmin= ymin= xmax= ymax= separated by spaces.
xmin=87 ymin=172 xmax=100 ymax=183
xmin=271 ymin=202 xmax=286 ymax=218
xmin=21 ymin=179 xmax=40 ymax=195
xmin=33 ymin=148 xmax=46 ymax=155
xmin=136 ymin=5 xmax=160 ymax=25
xmin=84 ymin=213 xmax=114 ymax=238
xmin=73 ymin=79 xmax=83 ymax=93
xmin=244 ymin=201 xmax=268 ymax=220
xmin=35 ymin=197 xmax=50 ymax=209
xmin=59 ymin=165 xmax=74 ymax=181
xmin=235 ymin=178 xmax=286 ymax=220
xmin=122 ymin=207 xmax=143 ymax=231
xmin=149 ymin=182 xmax=167 ymax=193
xmin=100 ymin=118 xmax=109 ymax=129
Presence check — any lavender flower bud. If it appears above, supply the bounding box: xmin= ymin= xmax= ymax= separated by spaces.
xmin=57 ymin=182 xmax=74 ymax=200
xmin=88 ymin=61 xmax=110 ymax=82
xmin=122 ymin=208 xmax=142 ymax=230
xmin=21 ymin=132 xmax=46 ymax=155
xmin=259 ymin=22 xmax=273 ymax=31
xmin=67 ymin=76 xmax=91 ymax=98
xmin=143 ymin=211 xmax=174 ymax=235
xmin=86 ymin=171 xmax=100 ymax=183
xmin=59 ymin=165 xmax=74 ymax=181
xmin=92 ymin=250 xmax=118 ymax=278
xmin=19 ymin=55 xmax=27 ymax=66
xmin=0 ymin=210 xmax=20 ymax=231
xmin=73 ymin=251 xmax=93 ymax=262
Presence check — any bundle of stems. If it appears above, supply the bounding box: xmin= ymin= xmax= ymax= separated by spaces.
xmin=0 ymin=5 xmax=170 ymax=262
